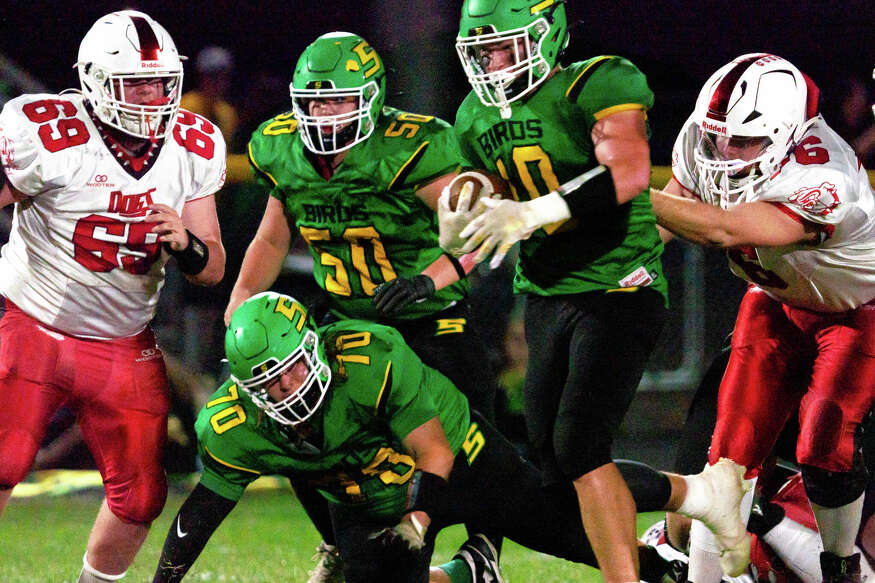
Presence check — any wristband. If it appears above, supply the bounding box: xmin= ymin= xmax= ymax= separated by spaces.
xmin=164 ymin=230 xmax=209 ymax=275
xmin=406 ymin=470 xmax=448 ymax=515
xmin=444 ymin=253 xmax=467 ymax=280
xmin=562 ymin=165 xmax=618 ymax=218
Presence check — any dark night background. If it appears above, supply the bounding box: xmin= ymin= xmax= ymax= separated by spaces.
xmin=2 ymin=0 xmax=873 ymax=165
xmin=1 ymin=1 xmax=873 ymax=463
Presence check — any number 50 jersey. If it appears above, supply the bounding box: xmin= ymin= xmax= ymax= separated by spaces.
xmin=0 ymin=93 xmax=226 ymax=338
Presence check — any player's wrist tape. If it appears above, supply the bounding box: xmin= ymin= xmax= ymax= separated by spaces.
xmin=562 ymin=164 xmax=617 ymax=218
xmin=164 ymin=230 xmax=209 ymax=275
xmin=525 ymin=191 xmax=572 ymax=227
xmin=444 ymin=253 xmax=467 ymax=280
xmin=406 ymin=470 xmax=448 ymax=515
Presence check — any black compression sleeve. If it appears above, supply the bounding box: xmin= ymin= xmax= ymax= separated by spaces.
xmin=561 ymin=165 xmax=618 ymax=219
xmin=152 ymin=483 xmax=238 ymax=583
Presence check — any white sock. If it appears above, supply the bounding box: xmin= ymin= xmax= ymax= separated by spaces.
xmin=78 ymin=552 xmax=126 ymax=583
xmin=810 ymin=493 xmax=865 ymax=557
xmin=762 ymin=518 xmax=823 ymax=583
xmin=689 ymin=519 xmax=724 ymax=583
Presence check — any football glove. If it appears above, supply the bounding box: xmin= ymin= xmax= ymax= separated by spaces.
xmin=438 ymin=181 xmax=484 ymax=257
xmin=368 ymin=513 xmax=428 ymax=552
xmin=372 ymin=275 xmax=436 ymax=317
xmin=460 ymin=192 xmax=571 ymax=269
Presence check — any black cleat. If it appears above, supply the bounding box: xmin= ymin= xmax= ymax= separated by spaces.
xmin=453 ymin=534 xmax=504 ymax=583
xmin=820 ymin=551 xmax=862 ymax=583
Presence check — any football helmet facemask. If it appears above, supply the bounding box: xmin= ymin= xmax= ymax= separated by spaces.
xmin=456 ymin=0 xmax=568 ymax=117
xmin=225 ymin=292 xmax=332 ymax=427
xmin=290 ymin=32 xmax=386 ymax=154
xmin=76 ymin=10 xmax=184 ymax=140
xmin=692 ymin=53 xmax=817 ymax=208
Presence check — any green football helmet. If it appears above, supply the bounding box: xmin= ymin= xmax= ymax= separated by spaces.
xmin=290 ymin=31 xmax=386 ymax=154
xmin=456 ymin=0 xmax=569 ymax=116
xmin=225 ymin=292 xmax=332 ymax=426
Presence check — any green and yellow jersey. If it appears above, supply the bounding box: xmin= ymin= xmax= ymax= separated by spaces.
xmin=195 ymin=320 xmax=470 ymax=520
xmin=248 ymin=107 xmax=469 ymax=320
xmin=455 ymin=56 xmax=667 ymax=303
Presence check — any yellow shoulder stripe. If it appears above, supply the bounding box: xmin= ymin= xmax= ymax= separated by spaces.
xmin=374 ymin=360 xmax=393 ymax=414
xmin=593 ymin=103 xmax=647 ymax=120
xmin=248 ymin=142 xmax=278 ymax=187
xmin=388 ymin=141 xmax=430 ymax=191
xmin=565 ymin=56 xmax=614 ymax=99
xmin=204 ymin=444 xmax=262 ymax=475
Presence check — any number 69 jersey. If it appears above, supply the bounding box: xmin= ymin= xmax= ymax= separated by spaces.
xmin=671 ymin=115 xmax=875 ymax=312
xmin=0 ymin=93 xmax=226 ymax=338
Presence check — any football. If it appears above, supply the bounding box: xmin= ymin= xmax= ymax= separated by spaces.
xmin=446 ymin=171 xmax=510 ymax=212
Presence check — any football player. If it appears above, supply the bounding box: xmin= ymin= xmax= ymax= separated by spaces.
xmin=153 ymin=292 xmax=750 ymax=583
xmin=224 ymin=32 xmax=502 ymax=580
xmin=439 ymin=2 xmax=671 ymax=581
xmin=650 ymin=53 xmax=875 ymax=583
xmin=0 ymin=10 xmax=226 ymax=583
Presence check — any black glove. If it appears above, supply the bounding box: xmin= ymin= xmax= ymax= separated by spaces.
xmin=372 ymin=275 xmax=435 ymax=317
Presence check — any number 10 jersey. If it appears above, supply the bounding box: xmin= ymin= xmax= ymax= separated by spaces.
xmin=0 ymin=92 xmax=226 ymax=338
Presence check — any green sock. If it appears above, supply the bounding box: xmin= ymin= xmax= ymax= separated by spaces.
xmin=436 ymin=558 xmax=472 ymax=583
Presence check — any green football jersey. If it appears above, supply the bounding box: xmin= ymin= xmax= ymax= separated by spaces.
xmin=195 ymin=320 xmax=470 ymax=520
xmin=248 ymin=106 xmax=468 ymax=320
xmin=455 ymin=56 xmax=667 ymax=303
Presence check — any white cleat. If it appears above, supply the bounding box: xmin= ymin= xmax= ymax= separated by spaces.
xmin=307 ymin=540 xmax=344 ymax=583
xmin=692 ymin=458 xmax=751 ymax=577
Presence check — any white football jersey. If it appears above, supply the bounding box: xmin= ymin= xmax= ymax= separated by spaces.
xmin=672 ymin=114 xmax=875 ymax=312
xmin=0 ymin=92 xmax=226 ymax=338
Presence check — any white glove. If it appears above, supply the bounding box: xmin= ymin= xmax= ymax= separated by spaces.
xmin=438 ymin=181 xmax=485 ymax=257
xmin=460 ymin=191 xmax=572 ymax=269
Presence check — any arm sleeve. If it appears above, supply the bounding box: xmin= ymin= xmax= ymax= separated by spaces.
xmin=152 ymin=483 xmax=238 ymax=583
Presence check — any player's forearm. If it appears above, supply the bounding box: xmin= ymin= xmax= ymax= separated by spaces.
xmin=421 ymin=253 xmax=471 ymax=291
xmin=650 ymin=187 xmax=736 ymax=247
xmin=184 ymin=238 xmax=225 ymax=286
xmin=152 ymin=483 xmax=237 ymax=583
xmin=230 ymin=235 xmax=287 ymax=300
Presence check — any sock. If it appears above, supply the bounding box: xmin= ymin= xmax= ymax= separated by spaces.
xmin=78 ymin=552 xmax=126 ymax=583
xmin=689 ymin=519 xmax=724 ymax=583
xmin=435 ymin=558 xmax=472 ymax=583
xmin=811 ymin=494 xmax=865 ymax=557
xmin=762 ymin=518 xmax=823 ymax=583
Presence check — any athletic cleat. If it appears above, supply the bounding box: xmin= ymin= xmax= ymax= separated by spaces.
xmin=307 ymin=540 xmax=344 ymax=583
xmin=820 ymin=551 xmax=862 ymax=583
xmin=693 ymin=458 xmax=752 ymax=577
xmin=453 ymin=534 xmax=505 ymax=583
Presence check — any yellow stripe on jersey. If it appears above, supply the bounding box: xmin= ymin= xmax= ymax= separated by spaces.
xmin=593 ymin=103 xmax=647 ymax=120
xmin=565 ymin=56 xmax=614 ymax=100
xmin=204 ymin=444 xmax=262 ymax=475
xmin=248 ymin=141 xmax=278 ymax=187
xmin=374 ymin=360 xmax=393 ymax=414
xmin=605 ymin=286 xmax=640 ymax=293
xmin=388 ymin=141 xmax=430 ymax=191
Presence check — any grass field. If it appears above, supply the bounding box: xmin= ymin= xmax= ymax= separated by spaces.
xmin=0 ymin=479 xmax=665 ymax=582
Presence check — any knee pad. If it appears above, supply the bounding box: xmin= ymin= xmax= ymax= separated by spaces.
xmin=105 ymin=474 xmax=167 ymax=523
xmin=800 ymin=463 xmax=868 ymax=508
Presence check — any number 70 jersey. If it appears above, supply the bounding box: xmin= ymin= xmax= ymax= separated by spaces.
xmin=0 ymin=93 xmax=226 ymax=338
xmin=671 ymin=115 xmax=875 ymax=312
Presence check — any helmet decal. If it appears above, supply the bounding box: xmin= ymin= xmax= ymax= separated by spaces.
xmin=130 ymin=15 xmax=160 ymax=61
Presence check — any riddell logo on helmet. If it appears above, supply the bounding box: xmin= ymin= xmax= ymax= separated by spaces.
xmin=140 ymin=62 xmax=163 ymax=68
xmin=702 ymin=120 xmax=726 ymax=134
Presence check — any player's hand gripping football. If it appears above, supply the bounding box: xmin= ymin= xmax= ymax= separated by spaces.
xmin=438 ymin=181 xmax=485 ymax=257
xmin=146 ymin=203 xmax=189 ymax=252
xmin=460 ymin=197 xmax=540 ymax=269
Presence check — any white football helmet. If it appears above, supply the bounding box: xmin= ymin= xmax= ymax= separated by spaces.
xmin=692 ymin=53 xmax=816 ymax=207
xmin=76 ymin=10 xmax=184 ymax=140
